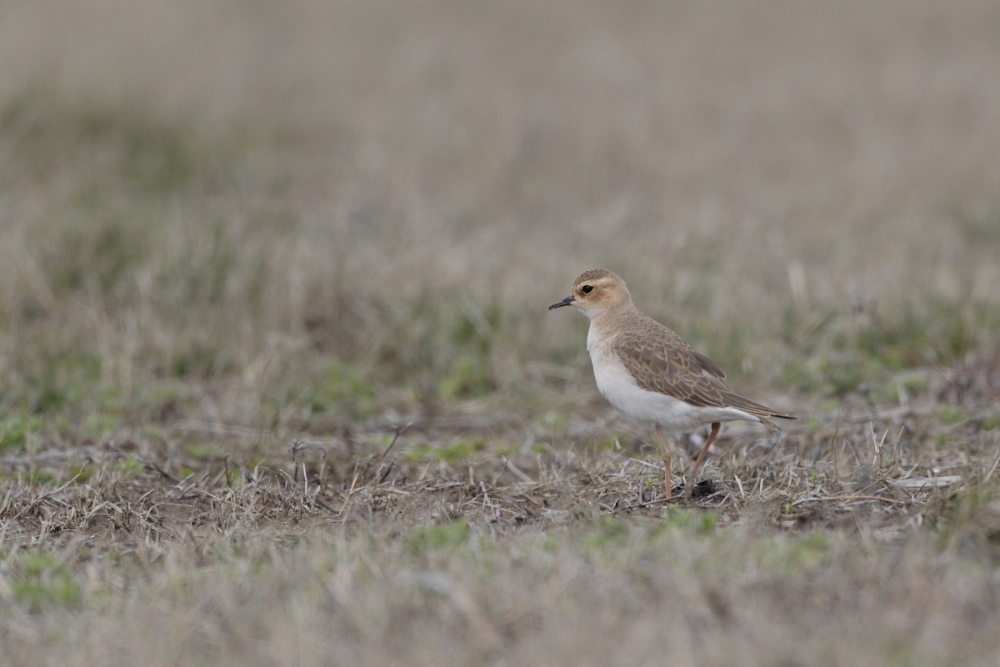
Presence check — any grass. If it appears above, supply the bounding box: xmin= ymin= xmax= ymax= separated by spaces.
xmin=2 ymin=0 xmax=1000 ymax=664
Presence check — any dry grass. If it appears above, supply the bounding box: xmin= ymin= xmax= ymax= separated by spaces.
xmin=2 ymin=383 xmax=1000 ymax=666
xmin=1 ymin=0 xmax=1000 ymax=664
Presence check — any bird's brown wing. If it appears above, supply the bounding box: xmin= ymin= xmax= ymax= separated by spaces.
xmin=613 ymin=316 xmax=795 ymax=420
xmin=613 ymin=317 xmax=730 ymax=408
xmin=691 ymin=350 xmax=726 ymax=382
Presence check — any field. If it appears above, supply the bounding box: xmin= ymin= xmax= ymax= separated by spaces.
xmin=2 ymin=0 xmax=1000 ymax=664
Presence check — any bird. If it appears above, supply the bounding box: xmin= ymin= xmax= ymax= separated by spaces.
xmin=549 ymin=268 xmax=795 ymax=500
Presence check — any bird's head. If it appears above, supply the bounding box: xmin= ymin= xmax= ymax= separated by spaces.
xmin=548 ymin=268 xmax=632 ymax=319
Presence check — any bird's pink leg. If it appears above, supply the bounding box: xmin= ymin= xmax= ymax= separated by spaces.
xmin=684 ymin=422 xmax=720 ymax=499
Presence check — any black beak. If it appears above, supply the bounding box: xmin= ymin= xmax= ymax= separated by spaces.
xmin=548 ymin=296 xmax=575 ymax=310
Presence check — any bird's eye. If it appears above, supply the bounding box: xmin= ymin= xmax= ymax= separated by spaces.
xmin=581 ymin=285 xmax=593 ymax=294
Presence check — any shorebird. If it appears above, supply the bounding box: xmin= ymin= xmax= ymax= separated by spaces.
xmin=549 ymin=268 xmax=794 ymax=500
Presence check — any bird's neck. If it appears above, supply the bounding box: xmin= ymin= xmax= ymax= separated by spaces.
xmin=586 ymin=302 xmax=639 ymax=351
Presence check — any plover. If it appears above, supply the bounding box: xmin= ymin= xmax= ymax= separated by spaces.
xmin=549 ymin=268 xmax=794 ymax=500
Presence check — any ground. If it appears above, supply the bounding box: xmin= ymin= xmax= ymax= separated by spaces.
xmin=1 ymin=1 xmax=1000 ymax=665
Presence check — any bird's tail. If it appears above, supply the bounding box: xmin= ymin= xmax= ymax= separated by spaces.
xmin=722 ymin=391 xmax=796 ymax=429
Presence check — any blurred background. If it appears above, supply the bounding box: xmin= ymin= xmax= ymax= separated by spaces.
xmin=1 ymin=0 xmax=999 ymax=437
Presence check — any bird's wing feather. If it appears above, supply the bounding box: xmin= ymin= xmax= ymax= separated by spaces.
xmin=613 ymin=317 xmax=730 ymax=409
xmin=613 ymin=315 xmax=795 ymax=419
xmin=692 ymin=350 xmax=726 ymax=381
